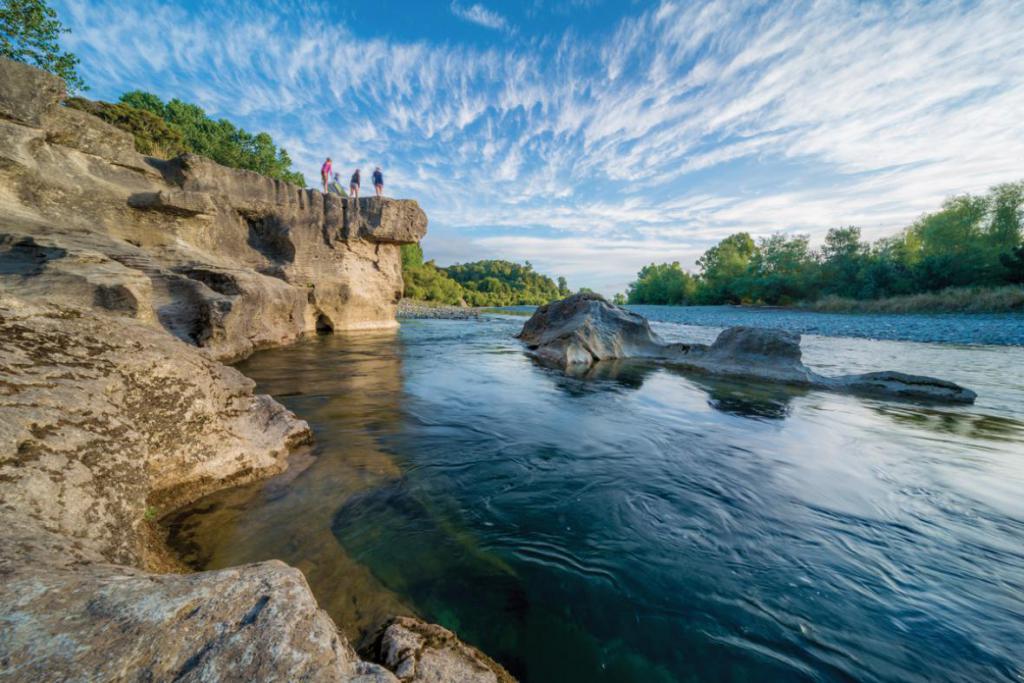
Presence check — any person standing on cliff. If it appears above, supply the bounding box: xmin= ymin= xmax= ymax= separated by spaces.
xmin=328 ymin=172 xmax=346 ymax=196
xmin=373 ymin=166 xmax=384 ymax=198
xmin=320 ymin=157 xmax=332 ymax=193
xmin=350 ymin=168 xmax=361 ymax=199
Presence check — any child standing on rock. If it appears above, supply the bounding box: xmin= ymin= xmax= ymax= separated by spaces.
xmin=373 ymin=166 xmax=384 ymax=198
xmin=349 ymin=168 xmax=361 ymax=199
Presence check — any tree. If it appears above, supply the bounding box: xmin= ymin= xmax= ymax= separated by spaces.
xmin=1000 ymin=245 xmax=1024 ymax=284
xmin=626 ymin=262 xmax=698 ymax=305
xmin=612 ymin=293 xmax=627 ymax=305
xmin=1 ymin=0 xmax=85 ymax=91
xmin=114 ymin=90 xmax=305 ymax=186
xmin=557 ymin=276 xmax=569 ymax=296
xmin=820 ymin=226 xmax=868 ymax=298
xmin=696 ymin=233 xmax=757 ymax=303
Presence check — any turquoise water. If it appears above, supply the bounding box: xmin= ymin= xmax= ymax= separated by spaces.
xmin=167 ymin=311 xmax=1024 ymax=682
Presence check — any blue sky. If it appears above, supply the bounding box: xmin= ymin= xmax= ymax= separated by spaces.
xmin=55 ymin=0 xmax=1024 ymax=294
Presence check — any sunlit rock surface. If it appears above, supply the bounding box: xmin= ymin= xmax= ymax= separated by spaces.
xmin=519 ymin=293 xmax=977 ymax=404
xmin=0 ymin=58 xmax=427 ymax=362
xmin=0 ymin=58 xmax=503 ymax=682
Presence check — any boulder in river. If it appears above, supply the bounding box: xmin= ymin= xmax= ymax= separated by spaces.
xmin=516 ymin=292 xmax=666 ymax=366
xmin=518 ymin=294 xmax=977 ymax=404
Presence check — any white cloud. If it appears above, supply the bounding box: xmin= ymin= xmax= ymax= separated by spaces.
xmin=450 ymin=2 xmax=513 ymax=33
xmin=54 ymin=0 xmax=1024 ymax=294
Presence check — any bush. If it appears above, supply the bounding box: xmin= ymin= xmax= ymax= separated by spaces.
xmin=65 ymin=90 xmax=306 ymax=187
xmin=65 ymin=97 xmax=186 ymax=157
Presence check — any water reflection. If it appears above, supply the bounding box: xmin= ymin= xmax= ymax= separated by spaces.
xmin=166 ymin=318 xmax=1024 ymax=683
xmin=165 ymin=330 xmax=413 ymax=640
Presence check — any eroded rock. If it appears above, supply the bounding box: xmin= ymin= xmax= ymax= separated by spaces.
xmin=363 ymin=617 xmax=516 ymax=683
xmin=0 ymin=57 xmax=65 ymax=125
xmin=0 ymin=58 xmax=428 ymax=361
xmin=519 ymin=294 xmax=977 ymax=404
xmin=517 ymin=292 xmax=665 ymax=366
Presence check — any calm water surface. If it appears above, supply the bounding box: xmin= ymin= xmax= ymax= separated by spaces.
xmin=167 ymin=311 xmax=1024 ymax=682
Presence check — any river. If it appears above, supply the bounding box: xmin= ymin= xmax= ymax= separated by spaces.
xmin=165 ymin=307 xmax=1024 ymax=682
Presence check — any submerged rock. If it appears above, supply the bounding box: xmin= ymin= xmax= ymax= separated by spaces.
xmin=519 ymin=294 xmax=977 ymax=404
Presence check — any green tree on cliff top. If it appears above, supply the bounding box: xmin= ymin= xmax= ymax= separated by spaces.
xmin=1 ymin=0 xmax=86 ymax=91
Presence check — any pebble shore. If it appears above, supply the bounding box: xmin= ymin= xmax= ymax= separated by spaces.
xmin=398 ymin=299 xmax=481 ymax=320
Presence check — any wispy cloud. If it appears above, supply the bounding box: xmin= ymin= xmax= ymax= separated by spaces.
xmin=54 ymin=0 xmax=1024 ymax=293
xmin=450 ymin=2 xmax=513 ymax=33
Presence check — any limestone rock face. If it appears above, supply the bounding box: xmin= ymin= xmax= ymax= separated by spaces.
xmin=1 ymin=558 xmax=398 ymax=683
xmin=517 ymin=292 xmax=665 ymax=367
xmin=0 ymin=296 xmax=312 ymax=569
xmin=0 ymin=60 xmax=493 ymax=683
xmin=519 ymin=295 xmax=977 ymax=404
xmin=364 ymin=617 xmax=516 ymax=683
xmin=0 ymin=57 xmax=65 ymax=125
xmin=0 ymin=58 xmax=427 ymax=362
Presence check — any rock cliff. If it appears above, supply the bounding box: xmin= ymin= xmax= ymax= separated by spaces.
xmin=0 ymin=58 xmax=427 ymax=362
xmin=0 ymin=58 xmax=508 ymax=682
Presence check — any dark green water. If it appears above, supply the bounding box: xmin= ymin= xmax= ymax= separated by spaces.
xmin=166 ymin=314 xmax=1024 ymax=682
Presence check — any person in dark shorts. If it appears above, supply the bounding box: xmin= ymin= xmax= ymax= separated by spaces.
xmin=373 ymin=166 xmax=384 ymax=197
xmin=349 ymin=168 xmax=361 ymax=199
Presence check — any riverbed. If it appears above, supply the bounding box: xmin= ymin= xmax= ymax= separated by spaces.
xmin=166 ymin=309 xmax=1024 ymax=682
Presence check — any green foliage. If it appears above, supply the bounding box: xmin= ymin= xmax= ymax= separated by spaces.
xmin=612 ymin=293 xmax=627 ymax=305
xmin=400 ymin=246 xmax=569 ymax=306
xmin=115 ymin=90 xmax=305 ymax=186
xmin=627 ymin=181 xmax=1024 ymax=307
xmin=65 ymin=97 xmax=186 ymax=157
xmin=626 ymin=262 xmax=697 ymax=305
xmin=694 ymin=232 xmax=756 ymax=303
xmin=1 ymin=0 xmax=85 ymax=92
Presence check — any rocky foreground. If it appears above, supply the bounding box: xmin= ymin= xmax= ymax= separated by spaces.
xmin=0 ymin=58 xmax=511 ymax=682
xmin=518 ymin=293 xmax=977 ymax=404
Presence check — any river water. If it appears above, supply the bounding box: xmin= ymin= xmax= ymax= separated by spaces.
xmin=165 ymin=308 xmax=1024 ymax=682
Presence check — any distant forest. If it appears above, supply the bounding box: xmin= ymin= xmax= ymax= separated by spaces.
xmin=401 ymin=245 xmax=571 ymax=306
xmin=624 ymin=182 xmax=1024 ymax=307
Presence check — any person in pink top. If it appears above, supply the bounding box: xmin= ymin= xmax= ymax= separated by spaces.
xmin=320 ymin=158 xmax=332 ymax=192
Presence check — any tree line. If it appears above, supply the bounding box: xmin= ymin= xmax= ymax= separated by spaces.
xmin=401 ymin=245 xmax=571 ymax=307
xmin=624 ymin=182 xmax=1024 ymax=306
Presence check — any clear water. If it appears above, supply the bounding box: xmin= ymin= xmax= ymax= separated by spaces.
xmin=166 ymin=311 xmax=1024 ymax=683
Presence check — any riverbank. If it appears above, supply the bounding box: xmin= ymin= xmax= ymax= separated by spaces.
xmin=398 ymin=298 xmax=481 ymax=319
xmin=801 ymin=285 xmax=1024 ymax=314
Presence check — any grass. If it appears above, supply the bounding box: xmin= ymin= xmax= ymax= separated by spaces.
xmin=805 ymin=285 xmax=1024 ymax=314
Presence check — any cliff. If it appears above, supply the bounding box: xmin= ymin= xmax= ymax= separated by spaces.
xmin=0 ymin=59 xmax=427 ymax=362
xmin=0 ymin=58 xmax=509 ymax=682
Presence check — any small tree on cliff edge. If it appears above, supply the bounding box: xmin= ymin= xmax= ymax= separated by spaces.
xmin=1 ymin=0 xmax=86 ymax=91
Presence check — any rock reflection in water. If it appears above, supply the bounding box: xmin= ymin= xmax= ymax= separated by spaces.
xmin=165 ymin=330 xmax=412 ymax=640
xmin=166 ymin=316 xmax=1024 ymax=683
